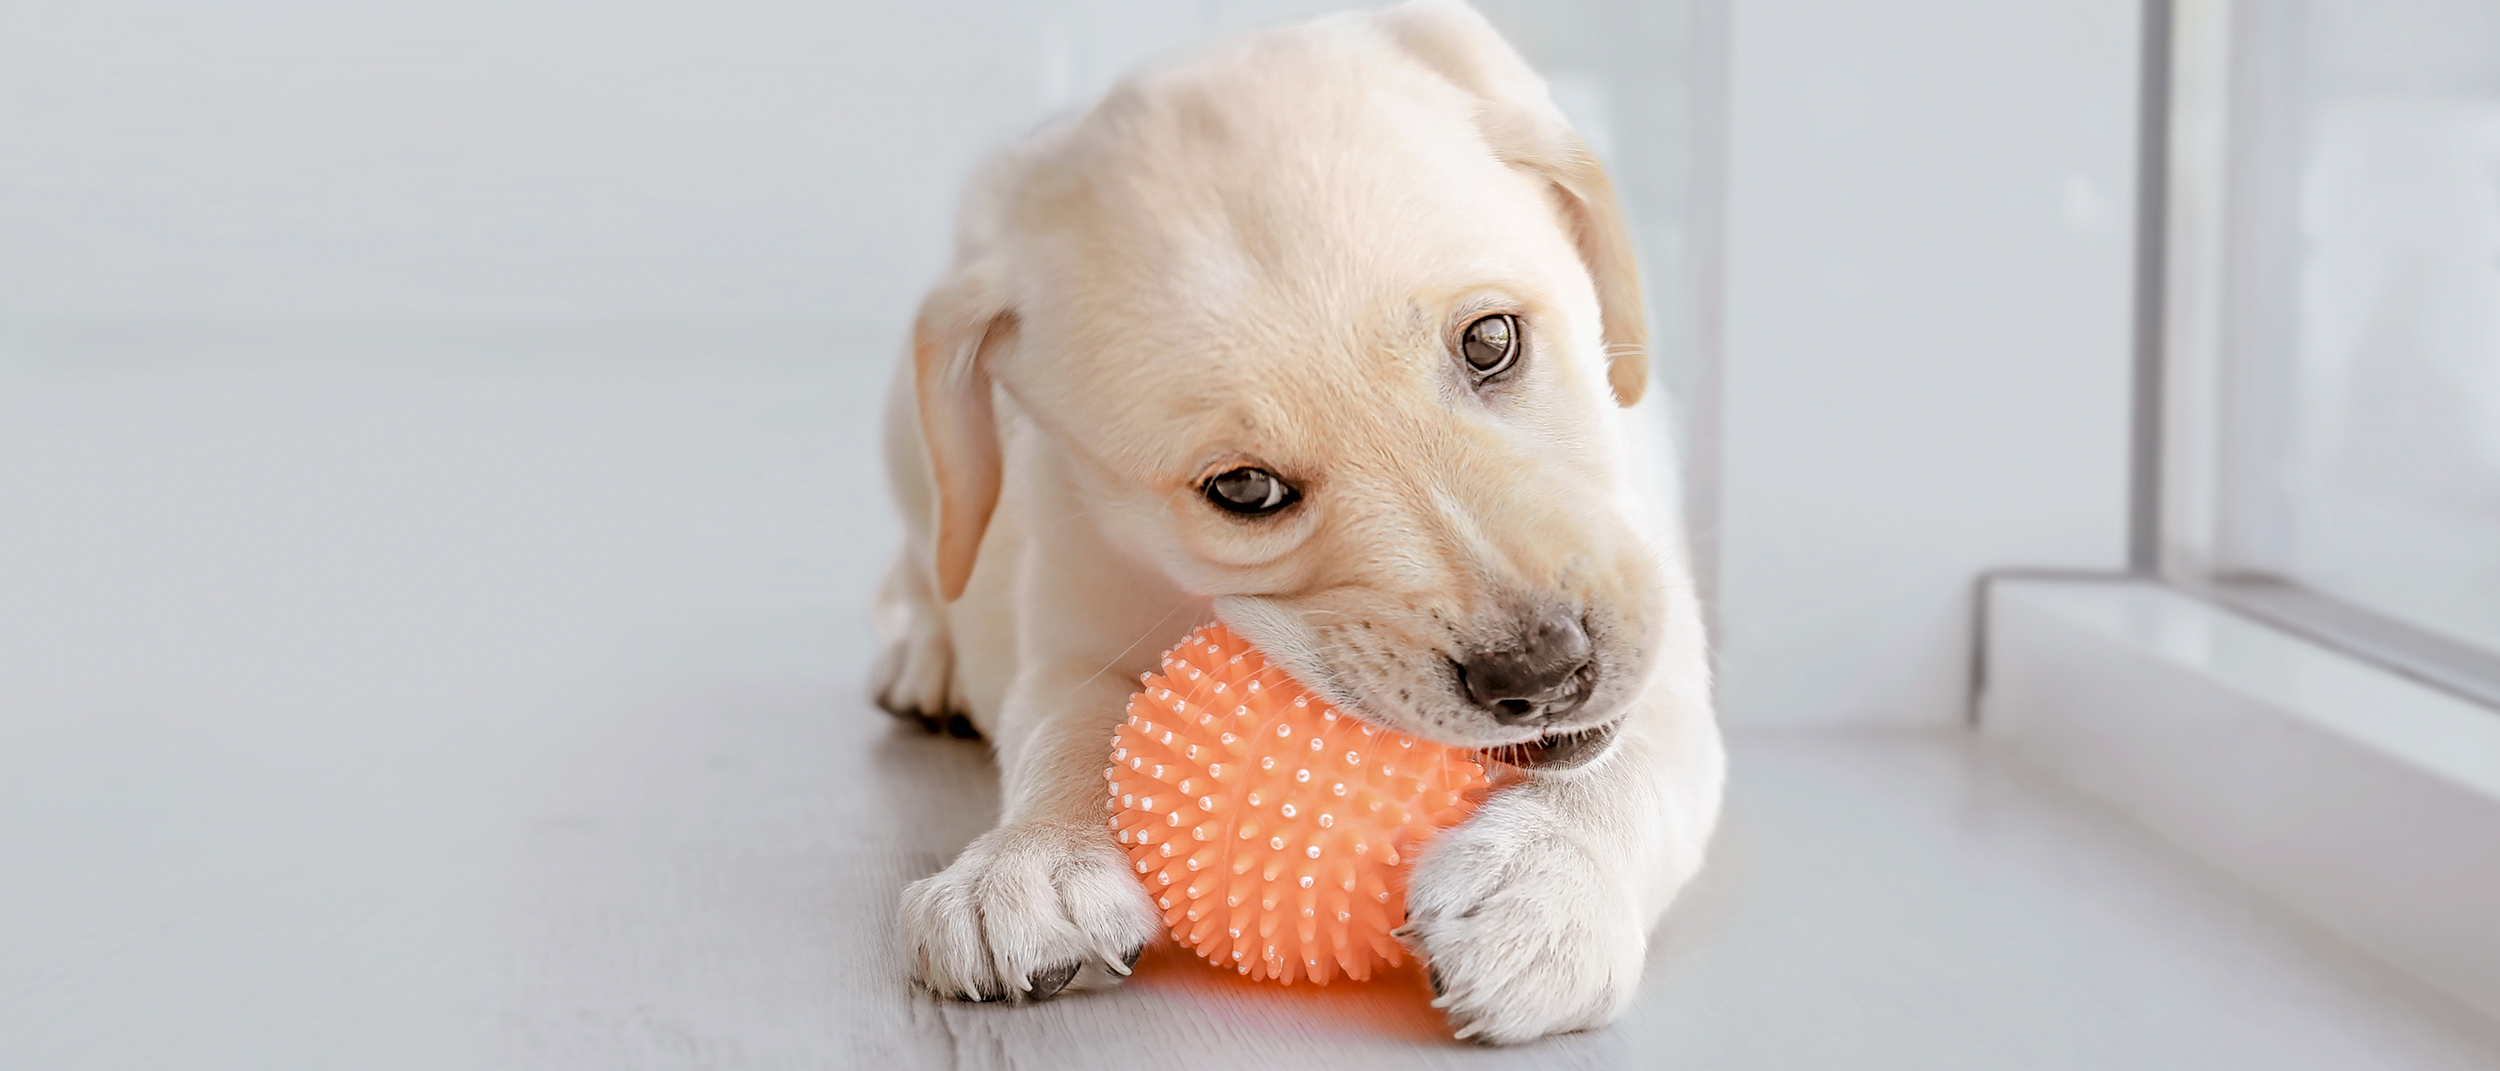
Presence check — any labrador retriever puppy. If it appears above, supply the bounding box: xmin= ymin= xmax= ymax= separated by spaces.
xmin=873 ymin=0 xmax=1724 ymax=1045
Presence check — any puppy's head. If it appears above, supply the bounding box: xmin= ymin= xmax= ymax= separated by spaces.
xmin=914 ymin=2 xmax=1681 ymax=770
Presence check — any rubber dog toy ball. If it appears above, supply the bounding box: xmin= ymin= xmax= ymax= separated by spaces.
xmin=1106 ymin=621 xmax=1489 ymax=985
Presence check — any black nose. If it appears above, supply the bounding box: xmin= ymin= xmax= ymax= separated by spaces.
xmin=1455 ymin=610 xmax=1593 ymax=725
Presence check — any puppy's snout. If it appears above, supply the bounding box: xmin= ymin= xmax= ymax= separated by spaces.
xmin=1455 ymin=609 xmax=1593 ymax=725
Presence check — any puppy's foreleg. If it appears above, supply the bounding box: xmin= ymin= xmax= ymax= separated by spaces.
xmin=900 ymin=665 xmax=1172 ymax=1000
xmin=1401 ymin=678 xmax=1725 ymax=1044
xmin=905 ymin=675 xmax=1165 ymax=1000
xmin=900 ymin=524 xmax=1199 ymax=1002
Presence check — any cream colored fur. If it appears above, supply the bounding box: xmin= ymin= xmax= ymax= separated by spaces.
xmin=875 ymin=0 xmax=1723 ymax=1044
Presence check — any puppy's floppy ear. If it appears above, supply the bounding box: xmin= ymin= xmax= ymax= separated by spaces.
xmin=913 ymin=268 xmax=1017 ymax=602
xmin=1378 ymin=0 xmax=1649 ymax=407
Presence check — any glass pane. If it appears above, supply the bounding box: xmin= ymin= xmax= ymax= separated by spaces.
xmin=2227 ymin=0 xmax=2500 ymax=655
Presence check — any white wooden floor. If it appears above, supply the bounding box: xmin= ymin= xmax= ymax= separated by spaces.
xmin=5 ymin=324 xmax=2498 ymax=1069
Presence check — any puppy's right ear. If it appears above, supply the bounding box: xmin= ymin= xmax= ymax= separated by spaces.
xmin=913 ymin=270 xmax=1017 ymax=602
xmin=1378 ymin=0 xmax=1650 ymax=408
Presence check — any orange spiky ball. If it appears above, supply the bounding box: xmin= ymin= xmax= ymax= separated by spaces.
xmin=1106 ymin=621 xmax=1489 ymax=985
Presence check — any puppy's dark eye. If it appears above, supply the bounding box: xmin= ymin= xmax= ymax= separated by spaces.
xmin=1203 ymin=467 xmax=1298 ymax=516
xmin=1460 ymin=313 xmax=1519 ymax=377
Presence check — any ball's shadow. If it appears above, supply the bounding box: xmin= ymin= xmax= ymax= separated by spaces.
xmin=1121 ymin=936 xmax=1453 ymax=1044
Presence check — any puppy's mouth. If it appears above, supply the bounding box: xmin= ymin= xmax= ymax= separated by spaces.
xmin=1482 ymin=718 xmax=1622 ymax=771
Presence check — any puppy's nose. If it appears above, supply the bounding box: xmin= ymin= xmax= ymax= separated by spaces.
xmin=1456 ymin=610 xmax=1593 ymax=725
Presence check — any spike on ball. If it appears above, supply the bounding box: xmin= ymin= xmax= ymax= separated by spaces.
xmin=1107 ymin=621 xmax=1489 ymax=985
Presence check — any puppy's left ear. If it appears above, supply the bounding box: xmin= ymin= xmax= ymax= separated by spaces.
xmin=1378 ymin=0 xmax=1649 ymax=407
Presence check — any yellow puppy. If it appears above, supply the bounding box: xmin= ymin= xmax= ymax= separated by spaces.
xmin=874 ymin=0 xmax=1723 ymax=1044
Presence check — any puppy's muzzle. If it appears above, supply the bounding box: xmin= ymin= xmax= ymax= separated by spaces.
xmin=1454 ymin=609 xmax=1594 ymax=726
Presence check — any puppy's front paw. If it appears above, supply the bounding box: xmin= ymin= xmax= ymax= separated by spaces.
xmin=1401 ymin=795 xmax=1647 ymax=1044
xmin=902 ymin=821 xmax=1162 ymax=1002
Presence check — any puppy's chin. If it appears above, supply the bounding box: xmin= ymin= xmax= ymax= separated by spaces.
xmin=1482 ymin=719 xmax=1622 ymax=772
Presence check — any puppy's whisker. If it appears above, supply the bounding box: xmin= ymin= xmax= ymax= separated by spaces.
xmin=1058 ymin=601 xmax=1189 ymax=702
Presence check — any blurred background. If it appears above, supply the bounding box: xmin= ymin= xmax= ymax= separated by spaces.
xmin=4 ymin=0 xmax=2496 ymax=1067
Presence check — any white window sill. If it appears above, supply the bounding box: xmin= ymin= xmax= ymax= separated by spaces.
xmin=1981 ymin=576 xmax=2500 ymax=1022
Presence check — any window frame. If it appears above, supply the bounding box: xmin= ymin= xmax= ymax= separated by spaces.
xmin=2146 ymin=0 xmax=2500 ymax=715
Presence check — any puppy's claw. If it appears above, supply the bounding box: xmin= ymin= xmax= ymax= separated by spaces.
xmin=1028 ymin=960 xmax=1083 ymax=1000
xmin=1098 ymin=943 xmax=1143 ymax=976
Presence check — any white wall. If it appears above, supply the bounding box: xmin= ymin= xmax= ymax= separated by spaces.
xmin=0 ymin=0 xmax=1686 ymax=336
xmin=1712 ymin=0 xmax=2141 ymax=726
xmin=0 ymin=0 xmax=1389 ymax=330
xmin=1 ymin=0 xmax=2145 ymax=729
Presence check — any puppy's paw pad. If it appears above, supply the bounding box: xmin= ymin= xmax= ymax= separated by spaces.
xmin=901 ymin=823 xmax=1161 ymax=1003
xmin=1403 ymin=802 xmax=1647 ymax=1044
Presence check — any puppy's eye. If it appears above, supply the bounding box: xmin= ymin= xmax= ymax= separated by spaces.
xmin=1460 ymin=313 xmax=1519 ymax=377
xmin=1203 ymin=467 xmax=1299 ymax=516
